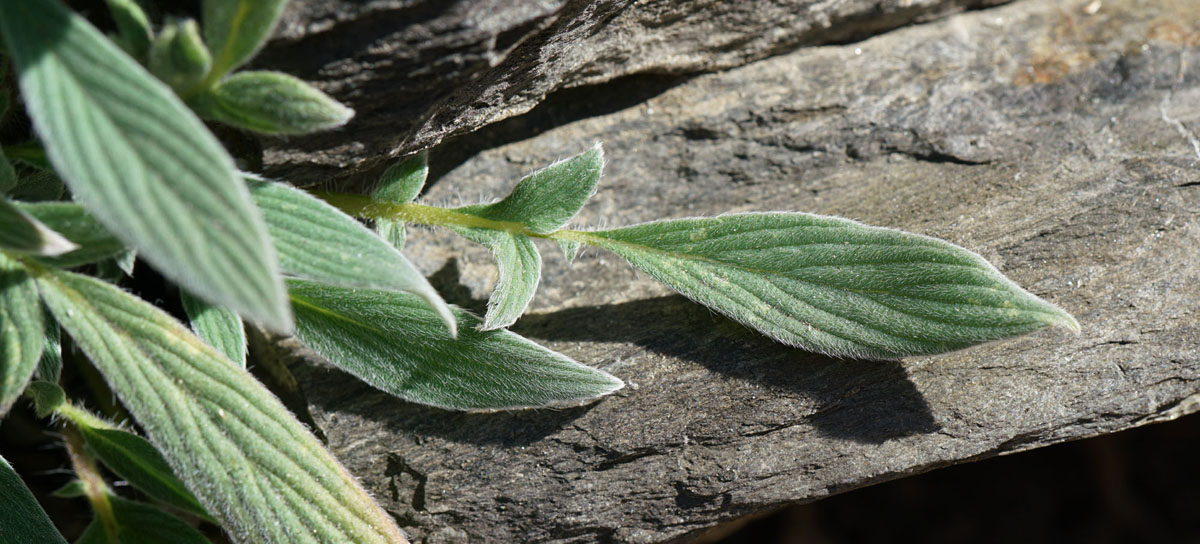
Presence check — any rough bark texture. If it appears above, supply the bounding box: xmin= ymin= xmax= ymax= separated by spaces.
xmin=256 ymin=0 xmax=1009 ymax=184
xmin=268 ymin=0 xmax=1200 ymax=542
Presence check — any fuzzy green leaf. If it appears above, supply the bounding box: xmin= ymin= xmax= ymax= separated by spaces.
xmin=0 ymin=454 xmax=68 ymax=544
xmin=0 ymin=0 xmax=292 ymax=331
xmin=79 ymin=426 xmax=210 ymax=520
xmin=181 ymin=289 xmax=246 ymax=368
xmin=0 ymin=253 xmax=43 ymax=417
xmin=452 ymin=227 xmax=541 ymax=331
xmin=557 ymin=239 xmax=581 ymax=262
xmin=74 ymin=494 xmax=209 ymax=544
xmin=203 ymin=0 xmax=289 ymax=78
xmin=51 ymin=479 xmax=86 ymax=498
xmin=458 ymin=143 xmax=602 ymax=234
xmin=148 ymin=18 xmax=211 ymax=92
xmin=288 ymin=279 xmax=623 ymax=410
xmin=582 ymin=213 xmax=1079 ymax=359
xmin=8 ymin=170 xmax=65 ymax=202
xmin=0 ymin=149 xmax=16 ymax=194
xmin=36 ymin=269 xmax=406 ymax=543
xmin=374 ymin=153 xmax=427 ymax=205
xmin=104 ymin=0 xmax=153 ymax=60
xmin=35 ymin=311 xmax=62 ymax=382
xmin=375 ymin=219 xmax=406 ymax=251
xmin=192 ymin=71 xmax=352 ymax=134
xmin=24 ymin=380 xmax=64 ymax=418
xmin=250 ymin=178 xmax=455 ymax=336
xmin=0 ymin=199 xmax=77 ymax=257
xmin=18 ymin=202 xmax=124 ymax=268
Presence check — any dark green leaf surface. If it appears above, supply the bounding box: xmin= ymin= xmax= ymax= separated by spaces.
xmin=452 ymin=227 xmax=541 ymax=331
xmin=583 ymin=213 xmax=1078 ymax=359
xmin=8 ymin=170 xmax=65 ymax=202
xmin=37 ymin=270 xmax=406 ymax=543
xmin=203 ymin=0 xmax=288 ymax=78
xmin=0 ymin=253 xmax=43 ymax=417
xmin=0 ymin=454 xmax=68 ymax=544
xmin=35 ymin=310 xmax=62 ymax=382
xmin=458 ymin=143 xmax=602 ymax=234
xmin=18 ymin=202 xmax=124 ymax=268
xmin=288 ymin=279 xmax=623 ymax=410
xmin=0 ymin=149 xmax=16 ymax=193
xmin=194 ymin=71 xmax=353 ymax=134
xmin=181 ymin=290 xmax=246 ymax=368
xmin=80 ymin=426 xmax=210 ymax=519
xmin=148 ymin=18 xmax=210 ymax=92
xmin=250 ymin=178 xmax=455 ymax=335
xmin=74 ymin=494 xmax=209 ymax=544
xmin=0 ymin=0 xmax=291 ymax=331
xmin=0 ymin=199 xmax=77 ymax=257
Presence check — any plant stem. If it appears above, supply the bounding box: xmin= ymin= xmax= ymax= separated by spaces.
xmin=64 ymin=425 xmax=119 ymax=541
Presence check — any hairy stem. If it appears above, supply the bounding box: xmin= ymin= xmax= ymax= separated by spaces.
xmin=64 ymin=425 xmax=118 ymax=541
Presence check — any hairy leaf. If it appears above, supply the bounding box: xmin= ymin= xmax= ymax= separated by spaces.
xmin=288 ymin=279 xmax=623 ymax=410
xmin=581 ymin=213 xmax=1079 ymax=359
xmin=372 ymin=153 xmax=427 ymax=249
xmin=0 ymin=199 xmax=77 ymax=257
xmin=458 ymin=143 xmax=602 ymax=233
xmin=148 ymin=18 xmax=211 ymax=92
xmin=0 ymin=454 xmax=68 ymax=544
xmin=104 ymin=0 xmax=153 ymax=60
xmin=557 ymin=239 xmax=581 ymax=262
xmin=37 ymin=270 xmax=406 ymax=543
xmin=35 ymin=311 xmax=62 ymax=382
xmin=25 ymin=380 xmax=65 ymax=418
xmin=0 ymin=0 xmax=291 ymax=331
xmin=181 ymin=290 xmax=246 ymax=368
xmin=80 ymin=426 xmax=210 ymax=519
xmin=452 ymin=227 xmax=541 ymax=330
xmin=74 ymin=494 xmax=209 ymax=544
xmin=250 ymin=178 xmax=455 ymax=335
xmin=193 ymin=71 xmax=353 ymax=134
xmin=0 ymin=253 xmax=43 ymax=417
xmin=18 ymin=202 xmax=124 ymax=268
xmin=204 ymin=0 xmax=289 ymax=78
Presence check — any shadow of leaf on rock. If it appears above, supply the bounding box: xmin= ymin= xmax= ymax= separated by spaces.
xmin=513 ymin=295 xmax=941 ymax=445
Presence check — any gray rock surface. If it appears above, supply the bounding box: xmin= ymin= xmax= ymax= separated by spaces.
xmin=274 ymin=0 xmax=1200 ymax=542
xmin=256 ymin=0 xmax=1009 ymax=184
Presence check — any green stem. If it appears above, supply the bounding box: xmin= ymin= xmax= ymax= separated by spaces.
xmin=64 ymin=426 xmax=119 ymax=542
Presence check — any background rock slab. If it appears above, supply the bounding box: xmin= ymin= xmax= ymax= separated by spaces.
xmin=257 ymin=0 xmax=1009 ymax=183
xmin=281 ymin=0 xmax=1200 ymax=542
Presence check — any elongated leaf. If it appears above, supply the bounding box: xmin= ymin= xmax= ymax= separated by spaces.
xmin=0 ymin=253 xmax=43 ymax=417
xmin=0 ymin=454 xmax=68 ymax=544
xmin=181 ymin=289 xmax=246 ymax=367
xmin=204 ymin=0 xmax=289 ymax=78
xmin=0 ymin=199 xmax=77 ymax=257
xmin=80 ymin=426 xmax=210 ymax=520
xmin=193 ymin=71 xmax=353 ymax=134
xmin=104 ymin=0 xmax=153 ymax=60
xmin=581 ymin=213 xmax=1079 ymax=359
xmin=36 ymin=270 xmax=406 ymax=543
xmin=288 ymin=279 xmax=623 ymax=410
xmin=35 ymin=311 xmax=62 ymax=382
xmin=18 ymin=202 xmax=124 ymax=268
xmin=75 ymin=494 xmax=209 ymax=544
xmin=458 ymin=144 xmax=602 ymax=233
xmin=249 ymin=178 xmax=455 ymax=336
xmin=0 ymin=0 xmax=291 ymax=331
xmin=452 ymin=227 xmax=541 ymax=330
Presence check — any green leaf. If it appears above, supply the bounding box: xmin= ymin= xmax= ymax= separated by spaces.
xmin=180 ymin=289 xmax=246 ymax=368
xmin=458 ymin=143 xmax=602 ymax=234
xmin=0 ymin=0 xmax=292 ymax=331
xmin=375 ymin=219 xmax=406 ymax=251
xmin=249 ymin=178 xmax=455 ymax=336
xmin=18 ymin=202 xmax=124 ymax=268
xmin=35 ymin=310 xmax=63 ymax=382
xmin=0 ymin=148 xmax=16 ymax=194
xmin=581 ymin=213 xmax=1079 ymax=359
xmin=36 ymin=269 xmax=406 ymax=543
xmin=104 ymin=0 xmax=153 ymax=60
xmin=0 ymin=454 xmax=68 ymax=544
xmin=192 ymin=71 xmax=353 ymax=134
xmin=0 ymin=252 xmax=43 ymax=417
xmin=8 ymin=170 xmax=66 ymax=202
xmin=288 ymin=279 xmax=623 ymax=410
xmin=451 ymin=227 xmax=541 ymax=331
xmin=75 ymin=494 xmax=209 ymax=544
xmin=557 ymin=239 xmax=581 ymax=262
xmin=79 ymin=426 xmax=210 ymax=520
xmin=147 ymin=18 xmax=211 ymax=92
xmin=373 ymin=153 xmax=427 ymax=205
xmin=0 ymin=199 xmax=78 ymax=257
xmin=115 ymin=250 xmax=137 ymax=277
xmin=51 ymin=479 xmax=86 ymax=498
xmin=203 ymin=0 xmax=288 ymax=78
xmin=25 ymin=380 xmax=64 ymax=418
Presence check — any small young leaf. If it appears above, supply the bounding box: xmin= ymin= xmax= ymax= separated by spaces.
xmin=249 ymin=178 xmax=456 ymax=336
xmin=192 ymin=71 xmax=353 ymax=134
xmin=148 ymin=18 xmax=211 ymax=92
xmin=458 ymin=143 xmax=602 ymax=234
xmin=104 ymin=0 xmax=153 ymax=60
xmin=35 ymin=309 xmax=63 ymax=382
xmin=24 ymin=380 xmax=65 ymax=418
xmin=288 ymin=279 xmax=623 ymax=410
xmin=75 ymin=494 xmax=209 ymax=544
xmin=451 ymin=227 xmax=541 ymax=331
xmin=373 ymin=153 xmax=427 ymax=205
xmin=79 ymin=426 xmax=210 ymax=520
xmin=0 ymin=454 xmax=68 ymax=544
xmin=0 ymin=0 xmax=292 ymax=331
xmin=581 ymin=213 xmax=1078 ymax=359
xmin=17 ymin=202 xmax=123 ymax=267
xmin=0 ymin=252 xmax=44 ymax=417
xmin=557 ymin=239 xmax=581 ymax=262
xmin=203 ymin=0 xmax=289 ymax=78
xmin=375 ymin=219 xmax=406 ymax=251
xmin=0 ymin=199 xmax=78 ymax=257
xmin=114 ymin=250 xmax=137 ymax=277
xmin=180 ymin=289 xmax=246 ymax=368
xmin=51 ymin=479 xmax=87 ymax=498
xmin=36 ymin=269 xmax=406 ymax=543
xmin=0 ymin=148 xmax=16 ymax=194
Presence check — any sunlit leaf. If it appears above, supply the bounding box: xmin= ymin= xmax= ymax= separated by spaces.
xmin=104 ymin=0 xmax=152 ymax=60
xmin=0 ymin=454 xmax=68 ymax=543
xmin=181 ymin=289 xmax=246 ymax=367
xmin=581 ymin=213 xmax=1079 ymax=359
xmin=193 ymin=71 xmax=353 ymax=134
xmin=452 ymin=227 xmax=541 ymax=330
xmin=203 ymin=0 xmax=289 ymax=78
xmin=37 ymin=269 xmax=406 ymax=543
xmin=458 ymin=143 xmax=602 ymax=234
xmin=288 ymin=279 xmax=623 ymax=410
xmin=0 ymin=0 xmax=291 ymax=331
xmin=0 ymin=252 xmax=43 ymax=417
xmin=371 ymin=153 xmax=427 ymax=250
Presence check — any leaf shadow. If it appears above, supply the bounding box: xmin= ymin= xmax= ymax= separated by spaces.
xmin=513 ymin=295 xmax=942 ymax=445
